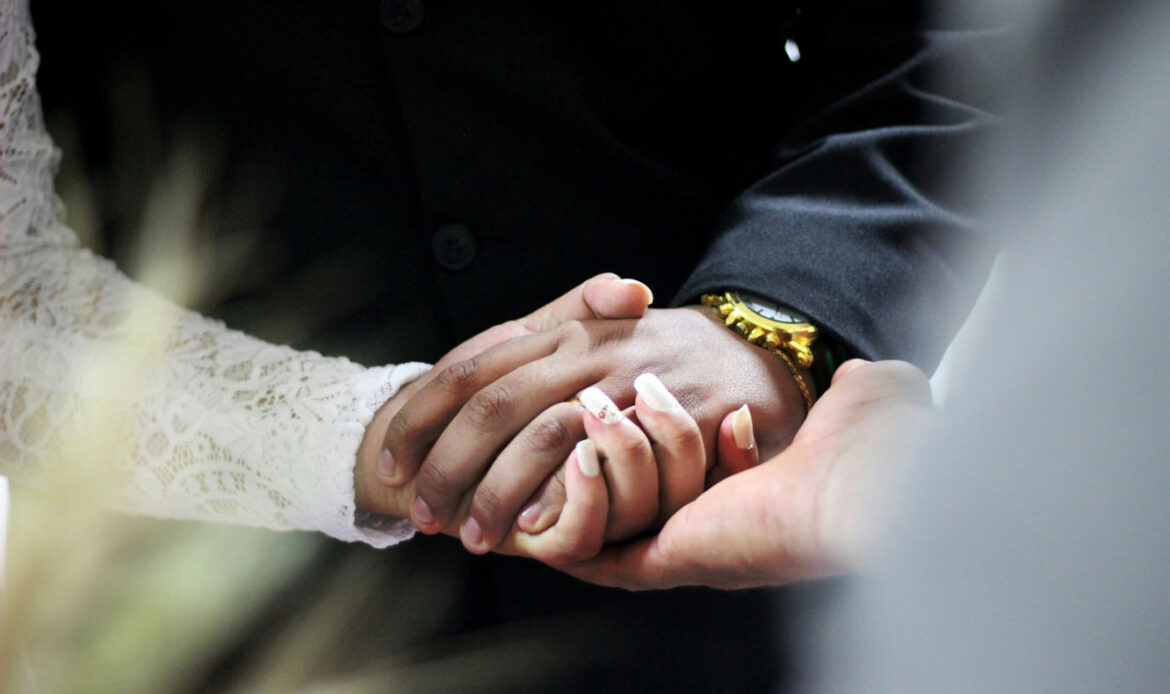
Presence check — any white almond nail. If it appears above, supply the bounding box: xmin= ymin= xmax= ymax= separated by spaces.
xmin=578 ymin=386 xmax=624 ymax=424
xmin=576 ymin=440 xmax=601 ymax=478
xmin=732 ymin=404 xmax=755 ymax=450
xmin=634 ymin=372 xmax=679 ymax=412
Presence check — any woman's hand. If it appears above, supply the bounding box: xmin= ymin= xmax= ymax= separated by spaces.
xmin=501 ymin=373 xmax=719 ymax=565
xmin=557 ymin=360 xmax=934 ymax=589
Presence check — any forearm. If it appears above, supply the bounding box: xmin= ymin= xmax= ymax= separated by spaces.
xmin=0 ymin=0 xmax=435 ymax=545
xmin=677 ymin=0 xmax=1010 ymax=371
xmin=0 ymin=244 xmax=428 ymax=545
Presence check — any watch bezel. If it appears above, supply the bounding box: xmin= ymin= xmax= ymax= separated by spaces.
xmin=727 ymin=291 xmax=816 ymax=334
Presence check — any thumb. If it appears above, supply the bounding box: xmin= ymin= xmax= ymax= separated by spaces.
xmin=708 ymin=404 xmax=760 ymax=486
xmin=387 ymin=276 xmax=652 ymax=415
xmin=520 ymin=273 xmax=654 ymax=332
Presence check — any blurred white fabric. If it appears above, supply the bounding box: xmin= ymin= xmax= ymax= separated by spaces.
xmin=811 ymin=1 xmax=1170 ymax=692
xmin=929 ymin=256 xmax=1004 ymax=406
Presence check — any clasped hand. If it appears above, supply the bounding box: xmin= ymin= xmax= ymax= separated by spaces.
xmin=354 ymin=273 xmax=807 ymax=565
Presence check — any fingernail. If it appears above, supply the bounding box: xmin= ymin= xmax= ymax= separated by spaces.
xmin=519 ymin=502 xmax=544 ymax=526
xmin=576 ymin=439 xmax=601 ymax=477
xmin=634 ymin=372 xmax=680 ymax=411
xmin=461 ymin=516 xmax=483 ymax=548
xmin=732 ymin=404 xmax=755 ymax=450
xmin=579 ymin=386 xmax=624 ymax=423
xmin=620 ymin=278 xmax=654 ymax=305
xmin=413 ymin=496 xmax=434 ymax=526
xmin=376 ymin=449 xmax=396 ymax=478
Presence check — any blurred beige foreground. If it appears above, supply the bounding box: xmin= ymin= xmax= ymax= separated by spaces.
xmin=0 ymin=129 xmax=565 ymax=694
xmin=0 ymin=138 xmax=317 ymax=694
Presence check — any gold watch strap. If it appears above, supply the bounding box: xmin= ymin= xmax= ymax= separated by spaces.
xmin=701 ymin=292 xmax=817 ymax=413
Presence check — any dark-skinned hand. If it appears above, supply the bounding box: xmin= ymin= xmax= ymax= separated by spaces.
xmin=379 ymin=303 xmax=809 ymax=554
xmin=354 ymin=272 xmax=656 ymax=564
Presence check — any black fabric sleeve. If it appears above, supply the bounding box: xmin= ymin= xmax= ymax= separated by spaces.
xmin=674 ymin=0 xmax=1010 ymax=372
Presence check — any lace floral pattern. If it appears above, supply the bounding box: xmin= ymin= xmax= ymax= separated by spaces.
xmin=0 ymin=0 xmax=424 ymax=547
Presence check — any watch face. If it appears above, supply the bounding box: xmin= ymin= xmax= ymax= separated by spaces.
xmin=739 ymin=293 xmax=807 ymax=324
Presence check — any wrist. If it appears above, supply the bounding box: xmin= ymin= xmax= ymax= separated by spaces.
xmin=353 ymin=373 xmax=425 ymax=519
xmin=688 ymin=305 xmax=809 ymax=452
xmin=699 ymin=291 xmax=819 ymax=412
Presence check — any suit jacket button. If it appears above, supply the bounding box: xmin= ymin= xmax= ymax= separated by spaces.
xmin=380 ymin=0 xmax=424 ymax=33
xmin=432 ymin=223 xmax=477 ymax=271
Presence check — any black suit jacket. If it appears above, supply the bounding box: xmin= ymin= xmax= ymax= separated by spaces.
xmin=37 ymin=0 xmax=1000 ymax=370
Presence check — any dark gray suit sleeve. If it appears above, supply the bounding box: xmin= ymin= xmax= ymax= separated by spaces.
xmin=675 ymin=0 xmax=1009 ymax=372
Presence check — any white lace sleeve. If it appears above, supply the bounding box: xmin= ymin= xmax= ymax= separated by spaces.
xmin=0 ymin=0 xmax=427 ymax=548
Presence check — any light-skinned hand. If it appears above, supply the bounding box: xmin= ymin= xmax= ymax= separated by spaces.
xmin=557 ymin=360 xmax=933 ymax=590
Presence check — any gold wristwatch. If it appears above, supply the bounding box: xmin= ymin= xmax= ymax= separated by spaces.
xmin=701 ymin=291 xmax=818 ymax=412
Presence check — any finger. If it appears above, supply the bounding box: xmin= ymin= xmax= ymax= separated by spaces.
xmin=412 ymin=342 xmax=601 ymax=533
xmin=516 ymin=466 xmax=567 ymax=536
xmin=511 ymin=402 xmax=641 ymax=536
xmin=708 ymin=404 xmax=760 ymax=486
xmin=556 ymin=485 xmax=706 ymax=590
xmin=519 ymin=273 xmax=652 ymax=332
xmin=578 ymin=386 xmax=659 ymax=542
xmin=385 ymin=274 xmax=643 ymax=417
xmin=379 ymin=329 xmax=561 ymax=490
xmin=459 ymin=402 xmax=584 ymax=552
xmin=377 ymin=272 xmax=648 ymax=489
xmin=559 ymin=467 xmax=781 ymax=591
xmin=848 ymin=359 xmax=932 ymax=405
xmin=584 ymin=277 xmax=654 ymax=319
xmin=513 ymin=373 xmax=639 ymax=535
xmin=825 ymin=359 xmax=930 ymax=403
xmin=830 ymin=358 xmax=871 ymax=385
xmin=507 ymin=439 xmax=609 ymax=565
xmin=631 ymin=373 xmax=705 ymax=522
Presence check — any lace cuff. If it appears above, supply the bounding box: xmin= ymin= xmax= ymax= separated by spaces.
xmin=321 ymin=362 xmax=429 ymax=548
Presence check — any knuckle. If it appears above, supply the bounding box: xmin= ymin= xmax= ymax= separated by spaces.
xmin=464 ymin=384 xmax=513 ymax=431
xmin=590 ymin=324 xmax=628 ymax=351
xmin=554 ymin=319 xmax=587 ymax=343
xmin=553 ymin=540 xmax=597 ymax=565
xmin=471 ymin=483 xmax=506 ymax=527
xmin=656 ymin=520 xmax=687 ymax=566
xmin=612 ymin=430 xmax=652 ymax=463
xmin=541 ymin=467 xmax=568 ymax=508
xmin=435 ymin=357 xmax=481 ymax=395
xmin=864 ymin=360 xmax=932 ymax=404
xmin=385 ymin=410 xmax=416 ymax=452
xmin=608 ymin=496 xmax=658 ymax=541
xmin=887 ymin=359 xmax=931 ymax=392
xmin=631 ymin=500 xmax=659 ymax=532
xmin=658 ymin=416 xmax=703 ymax=455
xmin=417 ymin=461 xmax=458 ymax=502
xmin=527 ymin=414 xmax=572 ymax=455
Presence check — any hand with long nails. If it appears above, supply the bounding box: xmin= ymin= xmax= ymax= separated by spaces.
xmin=509 ymin=375 xmax=762 ymax=548
xmin=557 ymin=360 xmax=934 ymax=589
xmin=507 ymin=374 xmax=759 ymax=564
xmin=377 ymin=301 xmax=808 ymax=555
